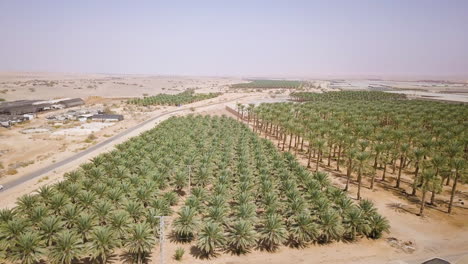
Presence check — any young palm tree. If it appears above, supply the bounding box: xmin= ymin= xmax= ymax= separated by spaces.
xmin=287 ymin=212 xmax=319 ymax=247
xmin=318 ymin=210 xmax=343 ymax=243
xmin=8 ymin=231 xmax=45 ymax=264
xmin=342 ymin=207 xmax=370 ymax=240
xmin=123 ymin=223 xmax=155 ymax=264
xmin=258 ymin=214 xmax=288 ymax=251
xmin=39 ymin=216 xmax=64 ymax=246
xmin=48 ymin=230 xmax=83 ymax=264
xmin=196 ymin=222 xmax=226 ymax=256
xmin=226 ymin=220 xmax=257 ymax=254
xmin=88 ymin=226 xmax=120 ymax=264
xmin=367 ymin=214 xmax=390 ymax=239
xmin=173 ymin=206 xmax=199 ymax=241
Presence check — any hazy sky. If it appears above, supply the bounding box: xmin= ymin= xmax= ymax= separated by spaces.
xmin=0 ymin=0 xmax=467 ymax=78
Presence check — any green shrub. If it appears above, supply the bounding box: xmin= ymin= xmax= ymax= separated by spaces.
xmin=174 ymin=247 xmax=185 ymax=261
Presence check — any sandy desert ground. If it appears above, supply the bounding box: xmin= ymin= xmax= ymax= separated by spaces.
xmin=0 ymin=72 xmax=467 ymax=264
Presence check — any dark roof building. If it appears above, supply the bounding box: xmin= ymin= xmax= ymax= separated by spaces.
xmin=91 ymin=114 xmax=124 ymax=121
xmin=0 ymin=98 xmax=84 ymax=115
xmin=60 ymin=98 xmax=85 ymax=108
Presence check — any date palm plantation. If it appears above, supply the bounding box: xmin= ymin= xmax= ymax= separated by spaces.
xmin=243 ymin=91 xmax=467 ymax=216
xmin=0 ymin=115 xmax=389 ymax=263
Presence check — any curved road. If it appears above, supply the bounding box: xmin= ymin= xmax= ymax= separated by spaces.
xmin=1 ymin=95 xmax=253 ymax=190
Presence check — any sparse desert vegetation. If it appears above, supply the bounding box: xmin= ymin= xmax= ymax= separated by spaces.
xmin=231 ymin=80 xmax=306 ymax=89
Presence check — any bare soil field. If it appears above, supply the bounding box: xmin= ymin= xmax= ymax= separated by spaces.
xmin=0 ymin=72 xmax=243 ymax=100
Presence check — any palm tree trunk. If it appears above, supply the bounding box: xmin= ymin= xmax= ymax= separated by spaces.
xmin=448 ymin=170 xmax=459 ymax=214
xmin=411 ymin=163 xmax=420 ymax=196
xmin=282 ymin=134 xmax=287 ymax=151
xmin=419 ymin=187 xmax=427 ymax=216
xmin=344 ymin=158 xmax=352 ymax=192
xmin=327 ymin=145 xmax=332 ymax=166
xmin=357 ymin=168 xmax=362 ymax=200
xmin=288 ymin=133 xmax=293 ymax=151
xmin=430 ymin=189 xmax=436 ymax=205
xmin=336 ymin=146 xmax=342 ymax=171
xmin=396 ymin=156 xmax=404 ymax=188
xmin=316 ymin=151 xmax=320 ymax=172
xmin=307 ymin=148 xmax=312 ymax=168
xmin=382 ymin=163 xmax=387 ymax=181
xmin=300 ymin=138 xmax=304 ymax=151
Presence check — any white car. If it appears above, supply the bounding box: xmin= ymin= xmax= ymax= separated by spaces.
xmin=0 ymin=185 xmax=4 ymax=191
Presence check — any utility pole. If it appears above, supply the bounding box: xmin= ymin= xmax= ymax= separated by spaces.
xmin=159 ymin=216 xmax=168 ymax=264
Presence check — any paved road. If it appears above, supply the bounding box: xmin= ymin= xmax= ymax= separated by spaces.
xmin=1 ymin=95 xmax=251 ymax=190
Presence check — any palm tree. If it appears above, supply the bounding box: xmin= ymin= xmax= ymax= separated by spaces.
xmin=355 ymin=151 xmax=370 ymax=200
xmin=410 ymin=148 xmax=425 ymax=196
xmin=8 ymin=231 xmax=45 ymax=264
xmin=367 ymin=214 xmax=390 ymax=239
xmin=226 ymin=220 xmax=257 ymax=254
xmin=287 ymin=212 xmax=319 ymax=247
xmin=88 ymin=226 xmax=120 ymax=264
xmin=48 ymin=230 xmax=83 ymax=264
xmin=173 ymin=206 xmax=199 ymax=241
xmin=39 ymin=216 xmax=64 ymax=246
xmin=342 ymin=207 xmax=370 ymax=240
xmin=196 ymin=222 xmax=226 ymax=256
xmin=75 ymin=213 xmax=96 ymax=242
xmin=448 ymin=159 xmax=466 ymax=214
xmin=318 ymin=210 xmax=343 ymax=243
xmin=419 ymin=169 xmax=435 ymax=216
xmin=124 ymin=223 xmax=155 ymax=264
xmin=258 ymin=214 xmax=288 ymax=251
xmin=314 ymin=139 xmax=326 ymax=172
xmin=395 ymin=143 xmax=409 ymax=188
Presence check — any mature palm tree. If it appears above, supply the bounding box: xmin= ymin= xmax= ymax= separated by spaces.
xmin=410 ymin=148 xmax=425 ymax=196
xmin=396 ymin=143 xmax=410 ymax=188
xmin=88 ymin=226 xmax=120 ymax=264
xmin=8 ymin=231 xmax=45 ymax=264
xmin=48 ymin=230 xmax=83 ymax=264
xmin=355 ymin=151 xmax=370 ymax=200
xmin=124 ymin=223 xmax=155 ymax=264
xmin=419 ymin=169 xmax=435 ymax=216
xmin=226 ymin=220 xmax=257 ymax=254
xmin=448 ymin=159 xmax=466 ymax=214
xmin=314 ymin=139 xmax=326 ymax=172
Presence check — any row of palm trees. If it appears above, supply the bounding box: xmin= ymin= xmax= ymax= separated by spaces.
xmin=170 ymin=116 xmax=389 ymax=257
xmin=239 ymin=91 xmax=467 ymax=216
xmin=290 ymin=91 xmax=406 ymax=102
xmin=127 ymin=89 xmax=220 ymax=106
xmin=231 ymin=80 xmax=304 ymax=89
